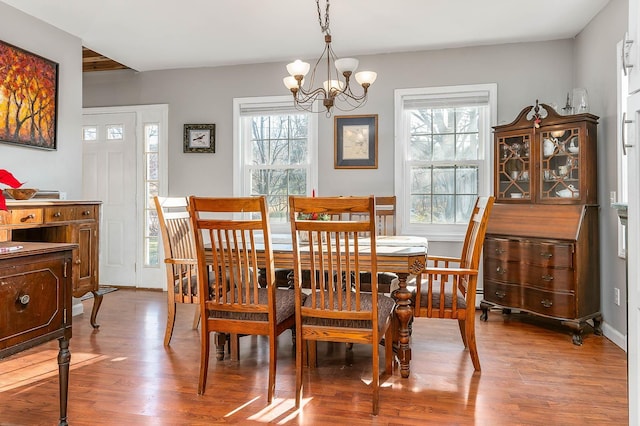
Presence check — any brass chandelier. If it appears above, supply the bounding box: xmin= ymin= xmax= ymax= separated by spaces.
xmin=283 ymin=0 xmax=377 ymax=115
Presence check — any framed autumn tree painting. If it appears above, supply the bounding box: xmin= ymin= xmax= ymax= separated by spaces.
xmin=0 ymin=40 xmax=59 ymax=150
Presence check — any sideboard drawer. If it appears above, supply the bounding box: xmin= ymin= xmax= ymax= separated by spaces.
xmin=44 ymin=206 xmax=76 ymax=223
xmin=0 ymin=257 xmax=64 ymax=350
xmin=1 ymin=208 xmax=44 ymax=226
xmin=74 ymin=205 xmax=97 ymax=221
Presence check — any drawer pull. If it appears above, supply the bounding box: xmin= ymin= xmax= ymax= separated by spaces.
xmin=18 ymin=294 xmax=30 ymax=306
xmin=541 ymin=299 xmax=553 ymax=308
xmin=54 ymin=211 xmax=62 ymax=217
xmin=20 ymin=214 xmax=35 ymax=222
xmin=495 ymin=290 xmax=506 ymax=299
xmin=539 ymin=252 xmax=553 ymax=259
xmin=82 ymin=210 xmax=91 ymax=216
xmin=541 ymin=274 xmax=554 ymax=281
xmin=496 ymin=266 xmax=506 ymax=275
xmin=494 ymin=248 xmax=505 ymax=254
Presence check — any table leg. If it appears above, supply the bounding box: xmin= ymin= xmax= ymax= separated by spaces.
xmin=57 ymin=337 xmax=70 ymax=426
xmin=393 ymin=272 xmax=412 ymax=378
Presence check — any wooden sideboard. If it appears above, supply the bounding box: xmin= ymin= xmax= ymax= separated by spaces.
xmin=0 ymin=241 xmax=76 ymax=425
xmin=0 ymin=200 xmax=102 ymax=327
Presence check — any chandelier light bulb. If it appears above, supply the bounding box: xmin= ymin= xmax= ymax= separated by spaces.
xmin=355 ymin=71 xmax=377 ymax=87
xmin=286 ymin=60 xmax=310 ymax=77
xmin=283 ymin=76 xmax=299 ymax=90
xmin=335 ymin=58 xmax=359 ymax=75
xmin=323 ymin=79 xmax=345 ymax=94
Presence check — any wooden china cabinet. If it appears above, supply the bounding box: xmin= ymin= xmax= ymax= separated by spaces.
xmin=480 ymin=102 xmax=602 ymax=345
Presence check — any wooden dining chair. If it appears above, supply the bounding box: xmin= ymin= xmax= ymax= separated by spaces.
xmin=154 ymin=196 xmax=200 ymax=346
xmin=189 ymin=195 xmax=296 ymax=403
xmin=350 ymin=196 xmax=397 ymax=293
xmin=289 ymin=195 xmax=395 ymax=415
xmin=412 ymin=196 xmax=495 ymax=371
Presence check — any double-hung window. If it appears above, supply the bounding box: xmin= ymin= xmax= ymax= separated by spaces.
xmin=394 ymin=84 xmax=496 ymax=240
xmin=233 ymin=96 xmax=318 ymax=233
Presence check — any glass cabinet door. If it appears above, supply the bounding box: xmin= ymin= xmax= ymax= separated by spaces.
xmin=539 ymin=128 xmax=581 ymax=201
xmin=496 ymin=133 xmax=531 ymax=201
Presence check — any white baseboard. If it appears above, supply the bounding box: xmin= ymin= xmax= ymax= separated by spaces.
xmin=602 ymin=321 xmax=627 ymax=351
xmin=72 ymin=297 xmax=84 ymax=316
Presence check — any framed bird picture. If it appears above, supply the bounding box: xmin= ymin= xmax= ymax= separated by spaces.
xmin=184 ymin=123 xmax=215 ymax=153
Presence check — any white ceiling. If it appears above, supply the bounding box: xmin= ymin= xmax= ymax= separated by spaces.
xmin=2 ymin=0 xmax=610 ymax=72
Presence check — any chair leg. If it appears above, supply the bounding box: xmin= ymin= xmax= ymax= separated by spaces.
xmin=465 ymin=318 xmax=481 ymax=371
xmin=192 ymin=306 xmax=200 ymax=330
xmin=308 ymin=340 xmax=317 ymax=368
xmin=372 ymin=339 xmax=380 ymax=415
xmin=163 ymin=301 xmax=177 ymax=346
xmin=198 ymin=330 xmax=210 ymax=395
xmin=384 ymin=326 xmax=393 ymax=375
xmin=295 ymin=336 xmax=303 ymax=409
xmin=458 ymin=319 xmax=468 ymax=347
xmin=268 ymin=333 xmax=276 ymax=404
xmin=230 ymin=334 xmax=240 ymax=361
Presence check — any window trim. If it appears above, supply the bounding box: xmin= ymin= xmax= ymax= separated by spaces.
xmin=233 ymin=95 xmax=318 ymax=233
xmin=394 ymin=83 xmax=497 ymax=241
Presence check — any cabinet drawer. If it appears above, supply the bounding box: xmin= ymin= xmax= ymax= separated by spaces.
xmin=524 ymin=242 xmax=573 ymax=268
xmin=484 ymin=258 xmax=575 ymax=292
xmin=0 ymin=261 xmax=63 ymax=350
xmin=44 ymin=206 xmax=76 ymax=223
xmin=485 ymin=237 xmax=573 ymax=268
xmin=75 ymin=206 xmax=97 ymax=221
xmin=483 ymin=280 xmax=521 ymax=307
xmin=522 ymin=288 xmax=576 ymax=319
xmin=0 ymin=208 xmax=43 ymax=226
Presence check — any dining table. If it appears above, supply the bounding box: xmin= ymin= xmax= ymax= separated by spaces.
xmin=260 ymin=234 xmax=428 ymax=378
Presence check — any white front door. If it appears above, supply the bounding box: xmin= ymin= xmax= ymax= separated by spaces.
xmin=82 ymin=112 xmax=137 ymax=286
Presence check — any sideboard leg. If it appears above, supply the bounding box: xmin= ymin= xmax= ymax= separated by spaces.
xmin=57 ymin=337 xmax=71 ymax=426
xmin=90 ymin=291 xmax=103 ymax=328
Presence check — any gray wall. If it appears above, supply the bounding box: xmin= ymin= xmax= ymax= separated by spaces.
xmin=82 ymin=4 xmax=626 ymax=340
xmin=575 ymin=0 xmax=628 ymax=341
xmin=83 ymin=40 xmax=574 ymax=256
xmin=0 ymin=3 xmax=83 ymax=198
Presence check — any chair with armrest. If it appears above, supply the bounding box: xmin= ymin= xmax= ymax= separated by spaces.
xmin=154 ymin=196 xmax=200 ymax=346
xmin=189 ymin=195 xmax=296 ymax=403
xmin=289 ymin=195 xmax=395 ymax=415
xmin=349 ymin=196 xmax=397 ymax=293
xmin=412 ymin=196 xmax=495 ymax=371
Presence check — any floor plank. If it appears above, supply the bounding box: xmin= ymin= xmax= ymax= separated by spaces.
xmin=0 ymin=289 xmax=628 ymax=425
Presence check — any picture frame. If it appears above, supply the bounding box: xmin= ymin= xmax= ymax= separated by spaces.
xmin=334 ymin=114 xmax=378 ymax=169
xmin=0 ymin=40 xmax=59 ymax=150
xmin=184 ymin=124 xmax=215 ymax=153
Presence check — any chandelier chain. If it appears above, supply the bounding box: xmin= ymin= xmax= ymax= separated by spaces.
xmin=316 ymin=0 xmax=330 ymax=35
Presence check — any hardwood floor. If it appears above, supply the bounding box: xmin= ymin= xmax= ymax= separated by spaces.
xmin=0 ymin=289 xmax=627 ymax=425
